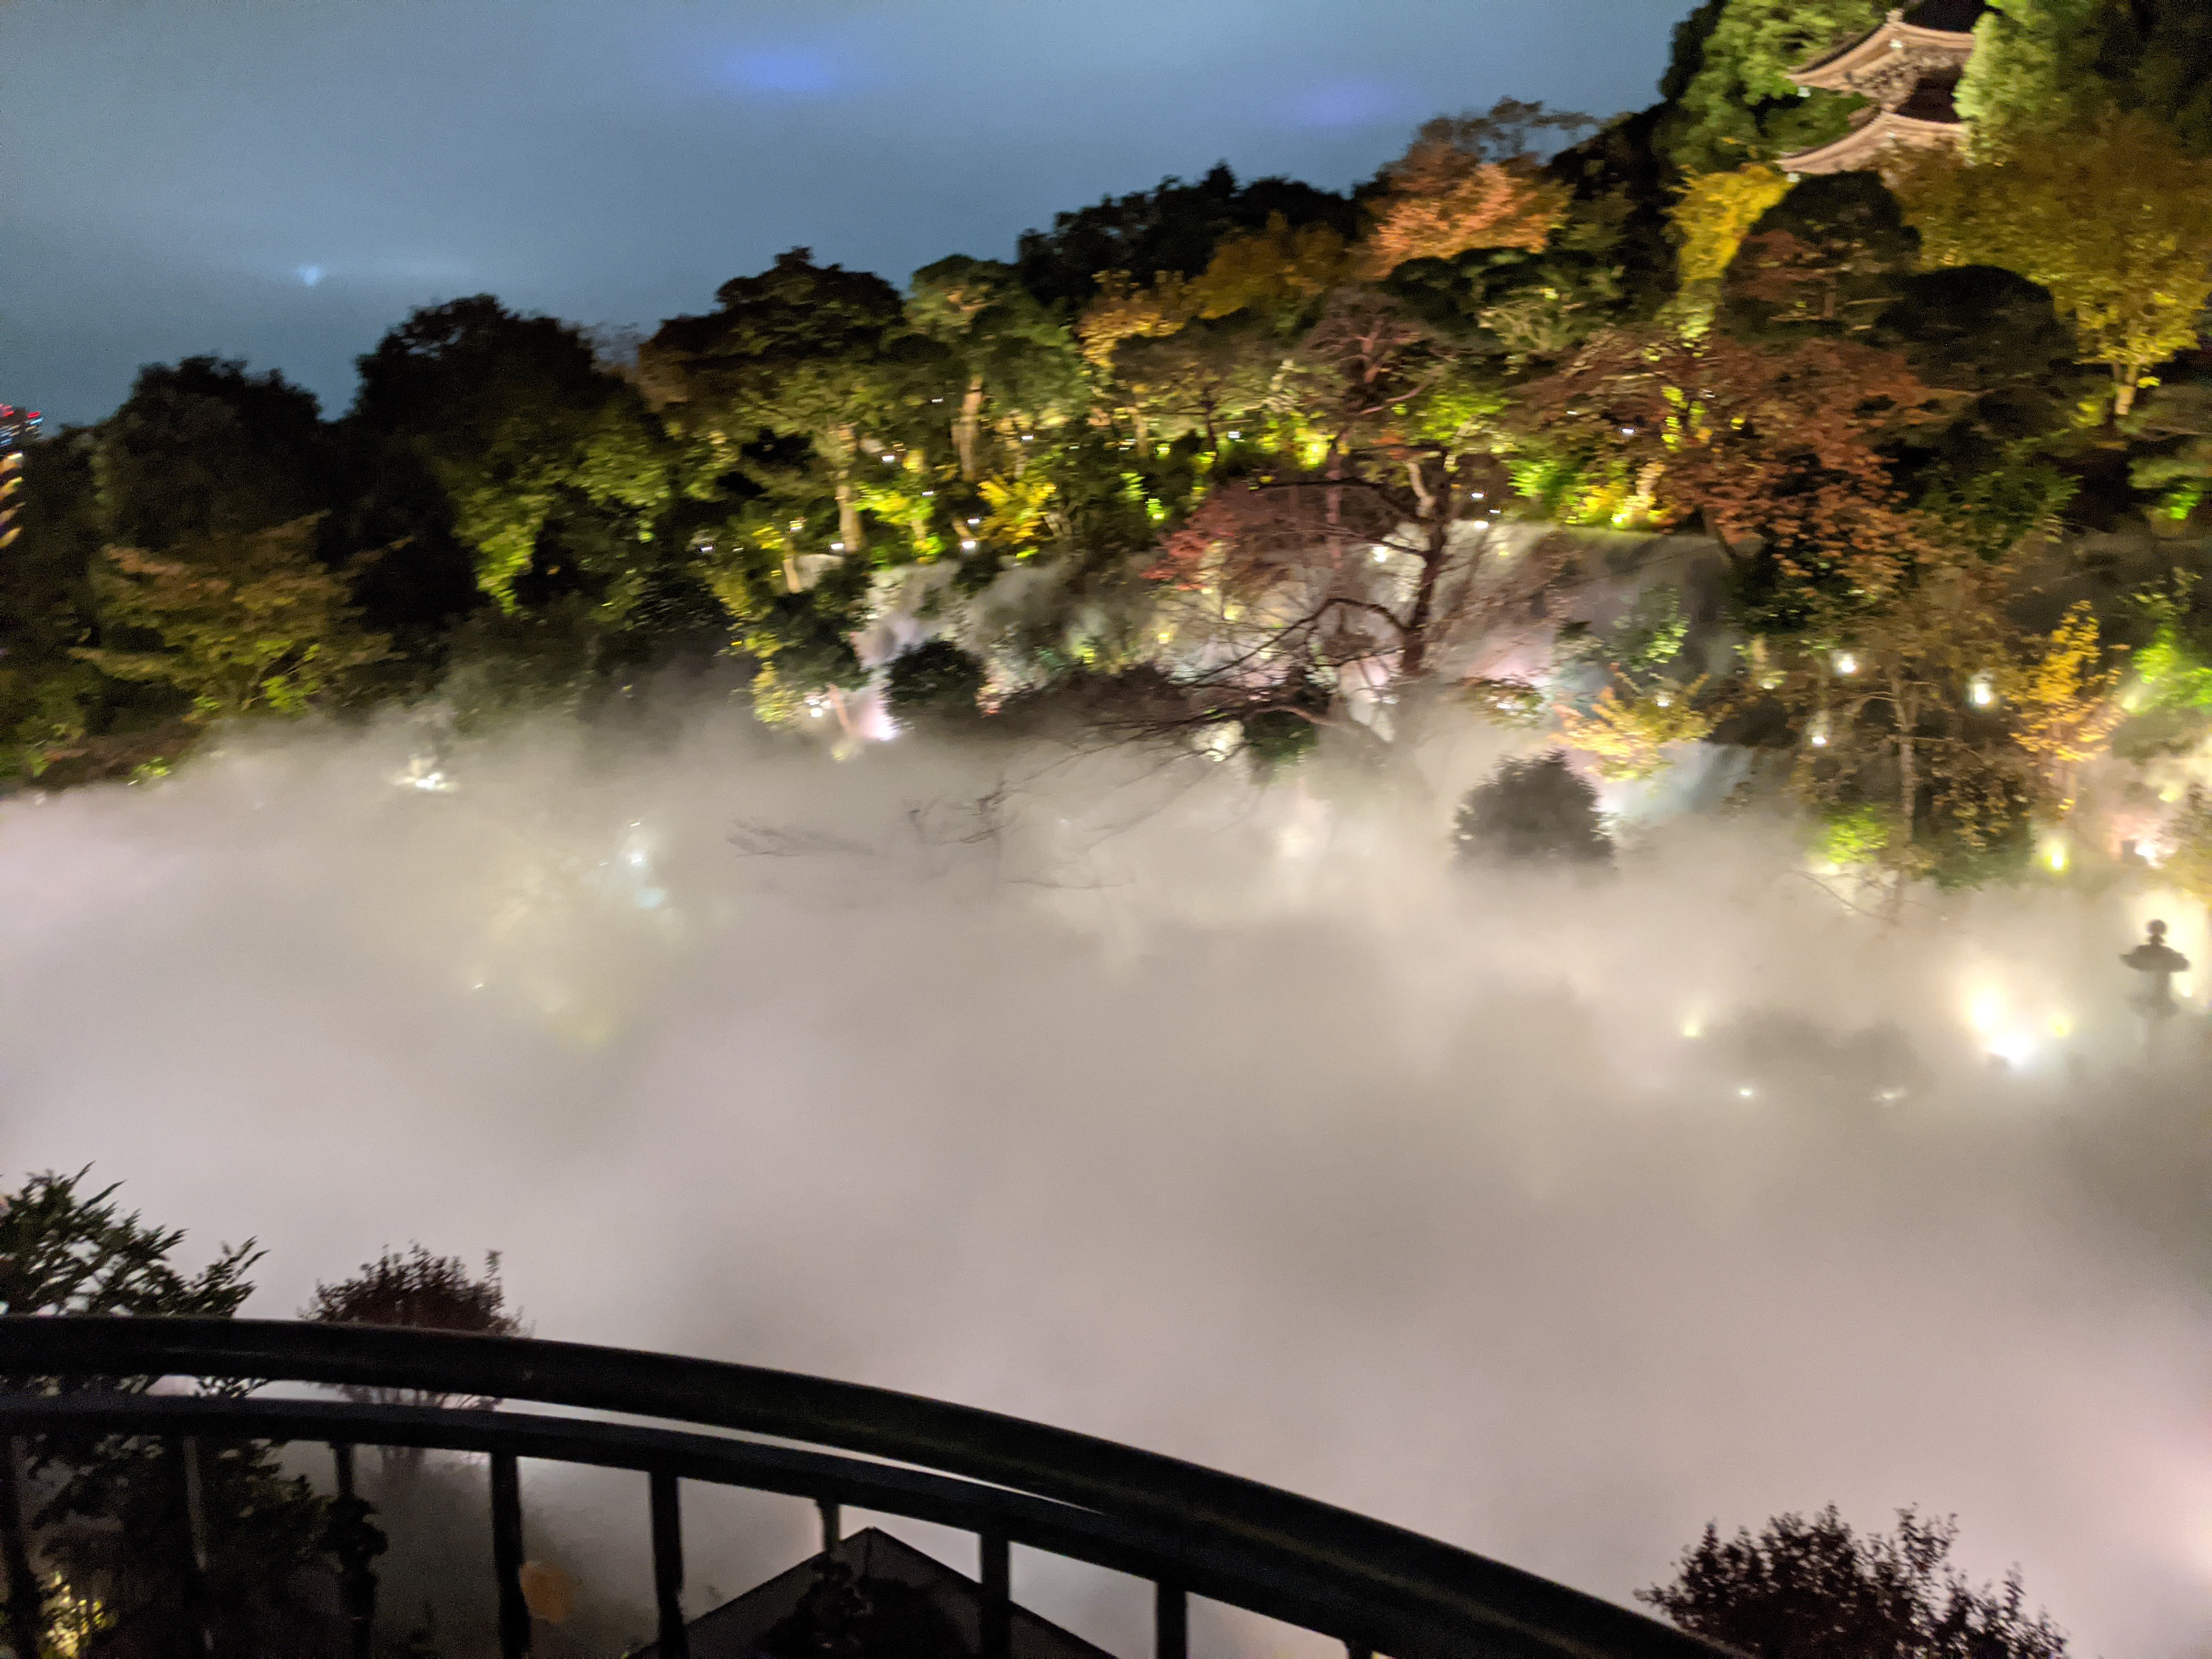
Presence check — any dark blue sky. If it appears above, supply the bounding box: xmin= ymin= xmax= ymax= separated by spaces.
xmin=3 ymin=0 xmax=1686 ymax=426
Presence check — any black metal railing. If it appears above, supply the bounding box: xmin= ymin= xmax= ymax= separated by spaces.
xmin=0 ymin=1318 xmax=1723 ymax=1659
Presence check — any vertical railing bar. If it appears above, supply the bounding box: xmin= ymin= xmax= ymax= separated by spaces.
xmin=978 ymin=1531 xmax=1011 ymax=1659
xmin=327 ymin=1442 xmax=382 ymax=1659
xmin=0 ymin=1434 xmax=45 ymax=1659
xmin=489 ymin=1451 xmax=530 ymax=1659
xmin=1154 ymin=1579 xmax=1188 ymax=1659
xmin=171 ymin=1436 xmax=212 ymax=1656
xmin=649 ymin=1469 xmax=689 ymax=1659
xmin=816 ymin=1497 xmax=841 ymax=1553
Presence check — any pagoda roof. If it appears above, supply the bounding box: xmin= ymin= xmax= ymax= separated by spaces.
xmin=1779 ymin=105 xmax=1967 ymax=175
xmin=1790 ymin=4 xmax=1984 ymax=91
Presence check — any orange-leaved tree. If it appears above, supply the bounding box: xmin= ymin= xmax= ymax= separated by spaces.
xmin=1356 ymin=101 xmax=1586 ymax=278
xmin=1523 ymin=329 xmax=1944 ymax=622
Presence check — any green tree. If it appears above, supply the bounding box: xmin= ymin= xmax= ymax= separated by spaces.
xmin=1960 ymin=0 xmax=2212 ymax=155
xmin=1453 ymin=752 xmax=1612 ymax=865
xmin=1660 ymin=0 xmax=1883 ymax=176
xmin=93 ymin=357 xmax=337 ymax=554
xmin=77 ymin=516 xmax=392 ymax=720
xmin=642 ymin=250 xmax=938 ymax=560
xmin=884 ymin=637 xmax=987 ymax=721
xmin=908 ymin=257 xmax=1088 ymax=482
xmin=353 ymin=296 xmax=685 ymax=610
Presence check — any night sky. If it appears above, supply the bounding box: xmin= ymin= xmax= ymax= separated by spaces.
xmin=4 ymin=0 xmax=1685 ymax=426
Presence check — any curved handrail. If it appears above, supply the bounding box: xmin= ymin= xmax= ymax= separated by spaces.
xmin=0 ymin=1393 xmax=1401 ymax=1647
xmin=0 ymin=1318 xmax=1718 ymax=1659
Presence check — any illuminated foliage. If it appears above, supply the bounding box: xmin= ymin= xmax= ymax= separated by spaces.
xmin=2008 ymin=600 xmax=2121 ymax=810
xmin=977 ymin=471 xmax=1057 ymax=553
xmin=1955 ymin=0 xmax=2103 ymax=152
xmin=1358 ymin=137 xmax=1568 ymax=276
xmin=1524 ymin=328 xmax=1943 ymax=622
xmin=355 ymin=296 xmax=685 ymax=610
xmin=1557 ymin=680 xmax=1717 ymax=778
xmin=1669 ymin=162 xmax=1791 ymax=293
xmin=1960 ymin=0 xmax=2212 ymax=156
xmin=1816 ymin=803 xmax=1893 ymax=870
xmin=1661 ymin=0 xmax=1883 ymax=174
xmin=76 ymin=518 xmax=391 ymax=720
xmin=1075 ymin=270 xmax=1201 ymax=370
xmin=1894 ymin=115 xmax=2212 ymax=413
xmin=1189 ymin=213 xmax=1353 ymax=328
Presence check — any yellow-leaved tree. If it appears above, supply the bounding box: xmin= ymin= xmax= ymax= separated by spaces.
xmin=1894 ymin=113 xmax=2212 ymax=414
xmin=1669 ymin=162 xmax=1793 ymax=296
xmin=1189 ymin=213 xmax=1352 ymax=327
xmin=2010 ymin=599 xmax=2121 ymax=815
xmin=1074 ymin=271 xmax=1199 ymax=371
xmin=1556 ymin=680 xmax=1717 ymax=778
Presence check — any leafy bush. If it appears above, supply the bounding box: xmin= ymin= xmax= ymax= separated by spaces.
xmin=885 ymin=638 xmax=987 ymax=719
xmin=1453 ymin=751 xmax=1612 ymax=865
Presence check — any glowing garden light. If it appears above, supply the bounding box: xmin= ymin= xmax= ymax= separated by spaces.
xmin=961 ymin=539 xmax=979 ymax=551
xmin=1373 ymin=548 xmax=1390 ymax=563
xmin=1832 ymin=650 xmax=1859 ymax=675
xmin=2044 ymin=839 xmax=2068 ymax=873
xmin=1968 ymin=673 xmax=1995 ymax=707
xmin=831 ymin=541 xmax=846 ymax=552
xmin=1967 ymin=987 xmax=2005 ymax=1035
xmin=1808 ymin=712 xmax=1831 ymax=747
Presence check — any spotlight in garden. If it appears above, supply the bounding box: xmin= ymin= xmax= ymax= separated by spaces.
xmin=1969 ymin=674 xmax=1995 ymax=707
xmin=1833 ymin=651 xmax=1859 ymax=675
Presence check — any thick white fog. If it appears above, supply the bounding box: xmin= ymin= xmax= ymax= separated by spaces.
xmin=2 ymin=706 xmax=2208 ymax=1655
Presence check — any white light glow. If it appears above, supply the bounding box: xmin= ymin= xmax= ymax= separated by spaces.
xmin=1833 ymin=651 xmax=1859 ymax=675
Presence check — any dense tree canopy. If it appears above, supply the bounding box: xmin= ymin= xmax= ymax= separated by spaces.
xmin=5 ymin=0 xmax=2209 ymax=898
